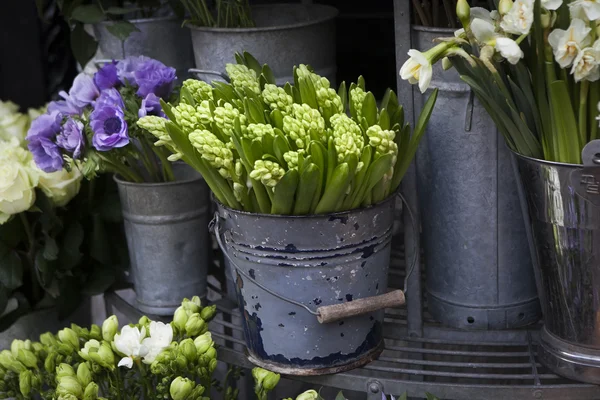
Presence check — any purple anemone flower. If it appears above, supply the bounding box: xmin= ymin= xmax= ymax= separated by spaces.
xmin=94 ymin=61 xmax=120 ymax=90
xmin=69 ymin=73 xmax=100 ymax=108
xmin=56 ymin=118 xmax=85 ymax=159
xmin=27 ymin=112 xmax=62 ymax=141
xmin=138 ymin=93 xmax=166 ymax=118
xmin=47 ymin=92 xmax=82 ymax=116
xmin=90 ymin=105 xmax=129 ymax=151
xmin=96 ymin=88 xmax=125 ymax=109
xmin=134 ymin=59 xmax=177 ymax=99
xmin=26 ymin=112 xmax=64 ymax=172
xmin=116 ymin=56 xmax=149 ymax=86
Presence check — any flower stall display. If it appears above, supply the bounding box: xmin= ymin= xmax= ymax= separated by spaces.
xmin=0 ymin=103 xmax=127 ymax=345
xmin=400 ymin=0 xmax=600 ymax=383
xmin=27 ymin=56 xmax=211 ymax=316
xmin=134 ymin=54 xmax=438 ymax=374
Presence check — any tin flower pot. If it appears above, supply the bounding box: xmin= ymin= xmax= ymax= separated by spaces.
xmin=188 ymin=4 xmax=338 ymax=85
xmin=115 ymin=163 xmax=211 ymax=316
xmin=512 ymin=144 xmax=600 ymax=384
xmin=93 ymin=16 xmax=194 ymax=80
xmin=412 ymin=26 xmax=540 ymax=329
xmin=212 ymin=195 xmax=406 ymax=375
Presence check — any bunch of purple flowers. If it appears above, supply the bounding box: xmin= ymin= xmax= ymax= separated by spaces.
xmin=27 ymin=56 xmax=176 ymax=183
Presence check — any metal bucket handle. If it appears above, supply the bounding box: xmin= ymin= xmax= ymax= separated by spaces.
xmin=211 ymin=193 xmax=417 ymax=324
xmin=188 ymin=68 xmax=231 ymax=83
xmin=571 ymin=140 xmax=600 ymax=206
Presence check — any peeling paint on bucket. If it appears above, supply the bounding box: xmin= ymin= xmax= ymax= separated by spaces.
xmin=215 ymin=195 xmax=395 ymax=375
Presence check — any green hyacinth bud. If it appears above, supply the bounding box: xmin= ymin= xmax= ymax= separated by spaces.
xmin=183 ymin=79 xmax=213 ymax=103
xmin=194 ymin=333 xmax=213 ymax=355
xmin=200 ymin=305 xmax=217 ymax=322
xmin=58 ymin=328 xmax=79 ymax=350
xmin=189 ymin=129 xmax=234 ymax=179
xmin=19 ymin=370 xmax=32 ymax=396
xmin=262 ymin=84 xmax=293 ymax=114
xmin=185 ymin=313 xmax=206 ymax=337
xmin=170 ymin=377 xmax=195 ymax=400
xmin=283 ymin=115 xmax=309 ymax=149
xmin=197 ymin=100 xmax=214 ymax=126
xmin=249 ymin=160 xmax=286 ymax=188
xmin=296 ymin=65 xmax=329 ymax=91
xmin=56 ymin=363 xmax=76 ymax=379
xmin=330 ymin=113 xmax=365 ymax=163
xmin=83 ymin=382 xmax=99 ymax=400
xmin=283 ymin=151 xmax=300 ymax=170
xmin=57 ymin=376 xmax=83 ymax=398
xmin=350 ymin=87 xmax=367 ymax=120
xmin=316 ymin=87 xmax=344 ymax=115
xmin=457 ymin=0 xmax=471 ymax=27
xmin=226 ymin=64 xmax=260 ymax=94
xmin=173 ymin=306 xmax=189 ymax=332
xmin=17 ymin=349 xmax=37 ymax=369
xmin=246 ymin=123 xmax=275 ymax=141
xmin=296 ymin=390 xmax=319 ymax=400
xmin=77 ymin=362 xmax=92 ymax=387
xmin=179 ymin=339 xmax=197 ymax=363
xmin=138 ymin=115 xmax=168 ymax=138
xmin=292 ymin=103 xmax=326 ymax=143
xmin=40 ymin=332 xmax=57 ymax=347
xmin=214 ymin=102 xmax=242 ymax=137
xmin=102 ymin=316 xmax=118 ymax=342
xmin=366 ymin=125 xmax=398 ymax=165
xmin=173 ymin=103 xmax=201 ymax=133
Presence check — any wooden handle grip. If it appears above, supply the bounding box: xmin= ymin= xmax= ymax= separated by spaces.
xmin=316 ymin=290 xmax=406 ymax=324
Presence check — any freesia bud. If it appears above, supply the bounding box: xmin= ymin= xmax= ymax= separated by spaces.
xmin=173 ymin=307 xmax=189 ymax=331
xmin=58 ymin=328 xmax=79 ymax=350
xmin=499 ymin=0 xmax=514 ymax=15
xmin=83 ymin=382 xmax=99 ymax=400
xmin=205 ymin=347 xmax=217 ymax=360
xmin=209 ymin=358 xmax=218 ymax=373
xmin=175 ymin=354 xmax=187 ymax=370
xmin=457 ymin=0 xmax=471 ymax=27
xmin=540 ymin=9 xmax=551 ymax=28
xmin=185 ymin=313 xmax=206 ymax=337
xmin=97 ymin=342 xmax=116 ymax=369
xmin=179 ymin=339 xmax=197 ymax=363
xmin=263 ymin=371 xmax=280 ymax=390
xmin=102 ymin=316 xmax=118 ymax=342
xmin=89 ymin=325 xmax=102 ymax=341
xmin=58 ymin=376 xmax=83 ymax=398
xmin=32 ymin=342 xmax=44 ymax=354
xmin=442 ymin=57 xmax=453 ymax=70
xmin=138 ymin=316 xmax=150 ymax=327
xmin=170 ymin=377 xmax=194 ymax=400
xmin=17 ymin=349 xmax=37 ymax=369
xmin=194 ymin=333 xmax=213 ymax=355
xmin=45 ymin=353 xmax=57 ymax=373
xmin=56 ymin=363 xmax=76 ymax=379
xmin=40 ymin=332 xmax=57 ymax=347
xmin=296 ymin=390 xmax=319 ymax=400
xmin=182 ymin=297 xmax=201 ymax=315
xmin=200 ymin=305 xmax=217 ymax=322
xmin=77 ymin=362 xmax=92 ymax=387
xmin=19 ymin=370 xmax=32 ymax=396
xmin=11 ymin=340 xmax=26 ymax=358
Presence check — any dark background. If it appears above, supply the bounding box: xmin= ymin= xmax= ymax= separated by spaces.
xmin=0 ymin=1 xmax=397 ymax=109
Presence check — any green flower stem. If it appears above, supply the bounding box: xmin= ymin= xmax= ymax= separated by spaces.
xmin=19 ymin=213 xmax=41 ymax=302
xmin=152 ymin=145 xmax=175 ymax=182
xmin=99 ymin=154 xmax=143 ymax=183
xmin=579 ymin=80 xmax=590 ymax=149
xmin=590 ymin=81 xmax=599 ymax=141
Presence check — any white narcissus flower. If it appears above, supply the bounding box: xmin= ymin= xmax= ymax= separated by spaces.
xmin=500 ymin=0 xmax=534 ymax=35
xmin=472 ymin=18 xmax=496 ymax=43
xmin=0 ymin=139 xmax=37 ymax=224
xmin=400 ymin=49 xmax=433 ymax=94
xmin=571 ymin=40 xmax=600 ymax=82
xmin=114 ymin=326 xmax=148 ymax=369
xmin=569 ymin=0 xmax=600 ymax=21
xmin=34 ymin=161 xmax=83 ymax=207
xmin=548 ymin=19 xmax=592 ymax=68
xmin=141 ymin=321 xmax=173 ymax=364
xmin=495 ymin=37 xmax=525 ymax=64
xmin=542 ymin=0 xmax=563 ymax=10
xmin=471 ymin=18 xmax=524 ymax=64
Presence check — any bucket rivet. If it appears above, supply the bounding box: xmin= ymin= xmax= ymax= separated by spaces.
xmin=368 ymin=383 xmax=380 ymax=393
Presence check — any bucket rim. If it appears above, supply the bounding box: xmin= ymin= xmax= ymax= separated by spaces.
xmin=95 ymin=15 xmax=179 ymax=26
xmin=113 ymin=170 xmax=203 ymax=187
xmin=186 ymin=4 xmax=339 ymax=34
xmin=215 ymin=190 xmax=396 ymax=220
xmin=511 ymin=149 xmax=583 ymax=169
xmin=412 ymin=25 xmax=456 ymax=34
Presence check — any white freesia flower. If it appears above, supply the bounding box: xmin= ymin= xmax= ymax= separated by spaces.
xmin=472 ymin=18 xmax=524 ymax=64
xmin=400 ymin=50 xmax=433 ymax=94
xmin=542 ymin=0 xmax=563 ymax=10
xmin=141 ymin=321 xmax=173 ymax=364
xmin=500 ymin=0 xmax=534 ymax=35
xmin=35 ymin=161 xmax=82 ymax=207
xmin=0 ymin=139 xmax=37 ymax=224
xmin=548 ymin=19 xmax=592 ymax=68
xmin=496 ymin=37 xmax=525 ymax=64
xmin=114 ymin=326 xmax=148 ymax=369
xmin=571 ymin=41 xmax=600 ymax=82
xmin=569 ymin=0 xmax=600 ymax=21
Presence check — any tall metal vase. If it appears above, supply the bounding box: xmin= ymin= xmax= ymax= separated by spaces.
xmin=413 ymin=26 xmax=540 ymax=330
xmin=115 ymin=163 xmax=210 ymax=316
xmin=512 ymin=146 xmax=600 ymax=384
xmin=93 ymin=16 xmax=194 ymax=80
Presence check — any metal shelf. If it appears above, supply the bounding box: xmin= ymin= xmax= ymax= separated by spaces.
xmin=104 ymin=243 xmax=600 ymax=400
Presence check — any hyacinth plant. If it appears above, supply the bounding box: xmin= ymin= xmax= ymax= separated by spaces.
xmin=27 ymin=56 xmax=178 ymax=184
xmin=401 ymin=0 xmax=600 ymax=164
xmin=137 ymin=52 xmax=438 ymax=215
xmin=181 ymin=0 xmax=254 ymax=28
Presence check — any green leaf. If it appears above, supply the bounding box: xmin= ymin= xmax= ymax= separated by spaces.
xmin=106 ymin=21 xmax=140 ymax=42
xmin=0 ymin=217 xmax=25 ymax=248
xmin=425 ymin=393 xmax=439 ymax=400
xmin=334 ymin=392 xmax=346 ymax=400
xmin=96 ymin=193 xmax=123 ymax=223
xmin=326 ymin=136 xmax=337 ymax=187
xmin=271 ymin=170 xmax=299 ymax=214
xmin=81 ymin=266 xmax=116 ymax=296
xmin=357 ymin=75 xmax=366 ymax=90
xmin=364 ymin=153 xmax=393 ymax=195
xmin=397 ymin=393 xmax=408 ymax=400
xmin=273 ymin=135 xmax=290 ymax=166
xmin=243 ymin=52 xmax=262 ymax=75
xmin=0 ymin=251 xmax=23 ymax=290
xmin=43 ymin=236 xmax=59 ymax=261
xmin=35 ymin=250 xmax=56 ymax=293
xmin=234 ymin=52 xmax=245 ymax=65
xmin=244 ymin=98 xmax=266 ymax=124
xmin=261 ymin=65 xmax=276 ymax=86
xmin=70 ymin=22 xmax=98 ymax=68
xmin=379 ymin=109 xmax=391 ymax=130
xmin=361 ymin=92 xmax=378 ymax=127
xmin=59 ymin=221 xmax=84 ymax=270
xmin=270 ymin=110 xmax=284 ymax=130
xmin=90 ymin=215 xmax=111 ymax=265
xmin=299 ymin=77 xmax=319 ymax=110
xmin=293 ymin=164 xmax=320 ymax=215
xmin=180 ymin=86 xmax=196 ymax=106
xmin=315 ymin=163 xmax=351 ymax=214
xmin=338 ymin=81 xmax=348 ymax=113
xmin=70 ymin=4 xmax=105 ymax=23
xmin=105 ymin=6 xmax=139 ymax=15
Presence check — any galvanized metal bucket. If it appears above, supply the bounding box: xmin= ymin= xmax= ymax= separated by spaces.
xmin=212 ymin=195 xmax=406 ymax=375
xmin=188 ymin=4 xmax=338 ymax=85
xmin=115 ymin=163 xmax=211 ymax=316
xmin=512 ymin=142 xmax=600 ymax=384
xmin=413 ymin=26 xmax=540 ymax=330
xmin=93 ymin=16 xmax=194 ymax=80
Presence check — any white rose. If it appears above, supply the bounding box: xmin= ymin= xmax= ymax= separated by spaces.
xmin=0 ymin=100 xmax=29 ymax=145
xmin=0 ymin=156 xmax=36 ymax=224
xmin=36 ymin=162 xmax=83 ymax=207
xmin=0 ymin=100 xmax=19 ymax=118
